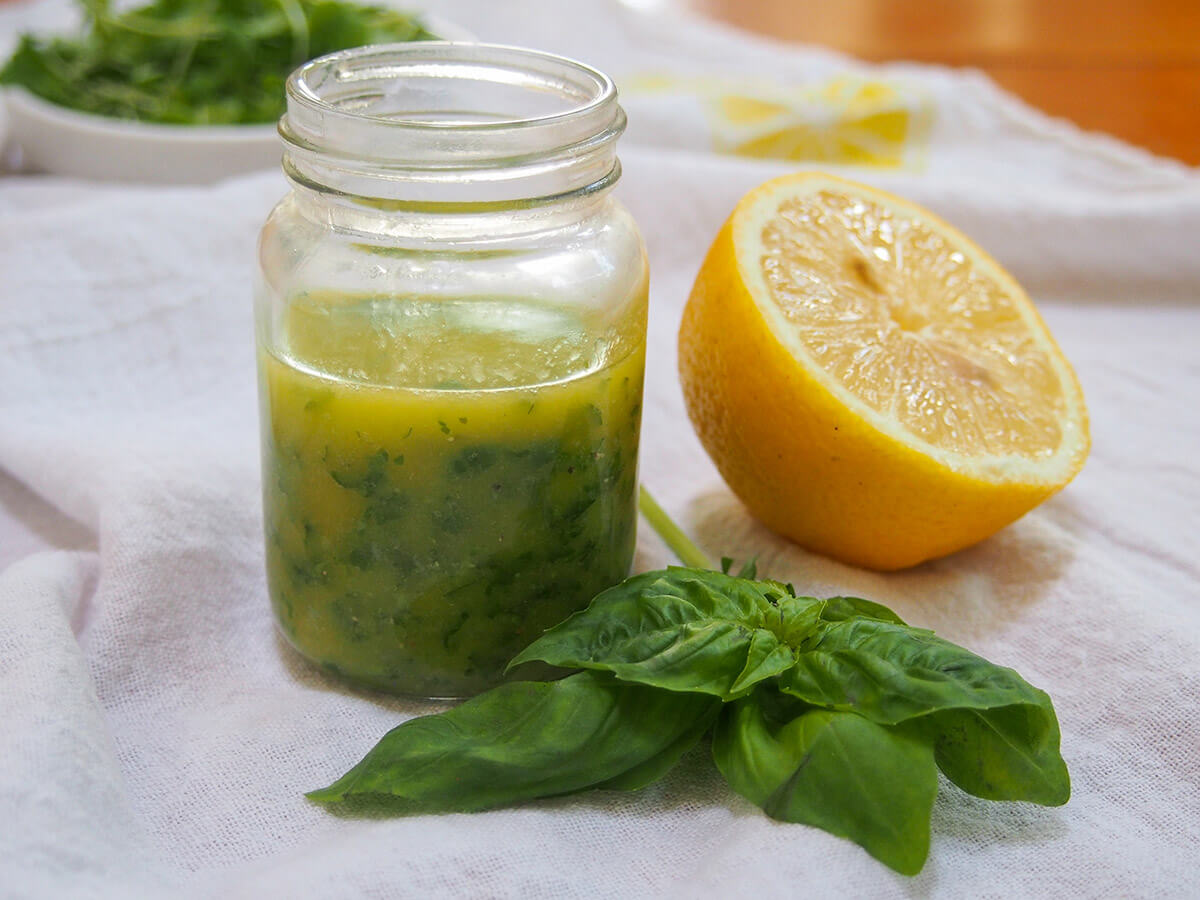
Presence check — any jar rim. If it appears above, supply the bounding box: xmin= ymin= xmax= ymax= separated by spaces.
xmin=285 ymin=42 xmax=618 ymax=136
xmin=279 ymin=42 xmax=626 ymax=203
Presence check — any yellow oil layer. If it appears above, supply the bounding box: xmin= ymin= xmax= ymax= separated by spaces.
xmin=260 ymin=293 xmax=645 ymax=697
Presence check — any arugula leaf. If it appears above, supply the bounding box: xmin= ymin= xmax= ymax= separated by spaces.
xmin=510 ymin=567 xmax=825 ymax=699
xmin=307 ymin=671 xmax=720 ymax=809
xmin=713 ymin=691 xmax=938 ymax=876
xmin=0 ymin=0 xmax=437 ymax=125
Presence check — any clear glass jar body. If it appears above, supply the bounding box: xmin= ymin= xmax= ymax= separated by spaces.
xmin=255 ymin=44 xmax=647 ymax=698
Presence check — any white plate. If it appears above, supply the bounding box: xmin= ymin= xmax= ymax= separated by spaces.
xmin=1 ymin=17 xmax=475 ymax=184
xmin=3 ymin=90 xmax=280 ymax=183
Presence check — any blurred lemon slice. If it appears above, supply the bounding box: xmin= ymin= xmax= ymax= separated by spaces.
xmin=713 ymin=78 xmax=919 ymax=167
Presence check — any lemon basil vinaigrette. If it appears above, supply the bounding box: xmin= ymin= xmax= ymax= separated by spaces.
xmin=260 ymin=291 xmax=646 ymax=696
xmin=256 ymin=44 xmax=647 ymax=695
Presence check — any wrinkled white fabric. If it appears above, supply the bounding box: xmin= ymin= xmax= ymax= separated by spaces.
xmin=2 ymin=1 xmax=1199 ymax=897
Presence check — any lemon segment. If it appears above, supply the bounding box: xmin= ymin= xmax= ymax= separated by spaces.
xmin=679 ymin=173 xmax=1089 ymax=570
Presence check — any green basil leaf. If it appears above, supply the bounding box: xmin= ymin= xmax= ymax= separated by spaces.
xmin=713 ymin=692 xmax=937 ymax=876
xmin=818 ymin=595 xmax=907 ymax=625
xmin=779 ymin=618 xmax=1069 ymax=806
xmin=719 ymin=556 xmax=756 ymax=578
xmin=510 ymin=567 xmax=825 ymax=699
xmin=711 ymin=692 xmax=806 ymax=806
xmin=780 ymin=617 xmax=1049 ymax=725
xmin=593 ymin=703 xmax=718 ymax=792
xmin=308 ymin=671 xmax=720 ymax=809
xmin=922 ymin=704 xmax=1070 ymax=806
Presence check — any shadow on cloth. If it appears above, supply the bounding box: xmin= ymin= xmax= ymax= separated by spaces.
xmin=902 ymin=779 xmax=1070 ymax=897
xmin=684 ymin=488 xmax=1076 ymax=638
xmin=0 ymin=469 xmax=96 ymax=556
xmin=273 ymin=629 xmax=572 ymax=709
xmin=273 ymin=630 xmax=451 ymax=716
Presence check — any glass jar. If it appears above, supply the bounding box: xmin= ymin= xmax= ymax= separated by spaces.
xmin=255 ymin=43 xmax=648 ymax=698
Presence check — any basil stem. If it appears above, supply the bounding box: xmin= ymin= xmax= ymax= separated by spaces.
xmin=637 ymin=485 xmax=714 ymax=570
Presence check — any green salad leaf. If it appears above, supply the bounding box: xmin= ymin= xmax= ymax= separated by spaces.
xmin=0 ymin=0 xmax=437 ymax=125
xmin=309 ymin=487 xmax=1071 ymax=876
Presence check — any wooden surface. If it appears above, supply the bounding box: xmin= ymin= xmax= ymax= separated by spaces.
xmin=678 ymin=0 xmax=1200 ymax=165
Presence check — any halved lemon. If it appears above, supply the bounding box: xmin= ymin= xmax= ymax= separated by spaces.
xmin=678 ymin=172 xmax=1089 ymax=570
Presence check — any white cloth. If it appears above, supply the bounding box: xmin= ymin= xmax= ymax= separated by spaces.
xmin=2 ymin=1 xmax=1200 ymax=897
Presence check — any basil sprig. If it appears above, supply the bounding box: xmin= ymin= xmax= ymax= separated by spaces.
xmin=309 ymin=490 xmax=1069 ymax=876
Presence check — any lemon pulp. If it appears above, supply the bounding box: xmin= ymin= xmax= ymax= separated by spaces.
xmin=755 ymin=189 xmax=1069 ymax=463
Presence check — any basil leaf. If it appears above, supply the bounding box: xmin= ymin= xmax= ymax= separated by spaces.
xmin=780 ymin=617 xmax=1049 ymax=725
xmin=308 ymin=671 xmax=720 ymax=809
xmin=711 ymin=692 xmax=806 ymax=806
xmin=510 ymin=567 xmax=825 ymax=699
xmin=718 ymin=557 xmax=756 ymax=578
xmin=593 ymin=704 xmax=718 ymax=792
xmin=922 ymin=704 xmax=1070 ymax=806
xmin=818 ymin=595 xmax=908 ymax=625
xmin=713 ymin=692 xmax=938 ymax=876
xmin=779 ymin=617 xmax=1069 ymax=805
